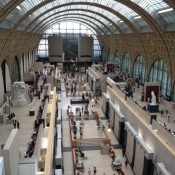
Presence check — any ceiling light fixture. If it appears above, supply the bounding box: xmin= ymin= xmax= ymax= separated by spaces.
xmin=158 ymin=8 xmax=173 ymax=14
xmin=134 ymin=16 xmax=141 ymax=19
xmin=16 ymin=6 xmax=21 ymax=10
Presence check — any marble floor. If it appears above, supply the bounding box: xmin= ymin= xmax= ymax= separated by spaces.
xmin=61 ymin=75 xmax=134 ymax=175
xmin=0 ymin=73 xmax=175 ymax=175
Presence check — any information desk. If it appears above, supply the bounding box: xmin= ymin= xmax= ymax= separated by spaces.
xmin=70 ymin=99 xmax=89 ymax=104
xmin=29 ymin=110 xmax=35 ymax=116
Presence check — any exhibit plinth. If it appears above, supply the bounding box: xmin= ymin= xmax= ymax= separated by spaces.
xmin=147 ymin=104 xmax=159 ymax=113
xmin=101 ymin=144 xmax=109 ymax=154
xmin=29 ymin=110 xmax=35 ymax=116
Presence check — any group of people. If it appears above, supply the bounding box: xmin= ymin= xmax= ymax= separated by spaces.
xmin=87 ymin=166 xmax=97 ymax=175
xmin=6 ymin=112 xmax=20 ymax=129
xmin=24 ymin=98 xmax=46 ymax=158
xmin=64 ymin=73 xmax=85 ymax=96
xmin=158 ymin=121 xmax=175 ymax=137
xmin=24 ymin=132 xmax=37 ymax=158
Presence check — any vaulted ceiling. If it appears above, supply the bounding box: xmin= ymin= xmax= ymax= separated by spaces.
xmin=0 ymin=0 xmax=175 ymax=35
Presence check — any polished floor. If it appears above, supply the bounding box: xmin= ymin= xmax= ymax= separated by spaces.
xmin=0 ymin=73 xmax=175 ymax=175
xmin=61 ymin=74 xmax=133 ymax=175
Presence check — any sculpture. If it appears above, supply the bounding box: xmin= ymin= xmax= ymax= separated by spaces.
xmin=151 ymin=91 xmax=156 ymax=105
xmin=0 ymin=108 xmax=3 ymax=115
xmin=6 ymin=96 xmax=10 ymax=106
xmin=12 ymin=82 xmax=27 ymax=106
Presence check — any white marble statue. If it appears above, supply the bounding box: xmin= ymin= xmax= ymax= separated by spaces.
xmin=6 ymin=96 xmax=10 ymax=106
xmin=12 ymin=81 xmax=27 ymax=106
xmin=0 ymin=108 xmax=3 ymax=115
xmin=151 ymin=91 xmax=156 ymax=105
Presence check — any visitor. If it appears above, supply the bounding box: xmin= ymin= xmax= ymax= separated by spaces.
xmin=17 ymin=119 xmax=20 ymax=129
xmin=93 ymin=166 xmax=97 ymax=175
xmin=167 ymin=113 xmax=171 ymax=122
xmin=125 ymin=159 xmax=128 ymax=168
xmin=88 ymin=167 xmax=92 ymax=175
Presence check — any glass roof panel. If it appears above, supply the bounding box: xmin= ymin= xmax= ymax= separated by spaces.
xmin=0 ymin=0 xmax=10 ymax=9
xmin=20 ymin=0 xmax=42 ymax=12
xmin=27 ymin=4 xmax=128 ymax=33
xmin=3 ymin=0 xmax=167 ymax=31
xmin=130 ymin=0 xmax=170 ymax=14
xmin=33 ymin=13 xmax=106 ymax=33
xmin=159 ymin=10 xmax=175 ymax=24
xmin=2 ymin=0 xmax=40 ymax=27
xmin=130 ymin=0 xmax=175 ymax=28
xmin=5 ymin=0 xmax=139 ymax=30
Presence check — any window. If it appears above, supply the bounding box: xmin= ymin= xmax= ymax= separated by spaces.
xmin=133 ymin=55 xmax=147 ymax=83
xmin=149 ymin=60 xmax=170 ymax=97
xmin=37 ymin=22 xmax=101 ymax=60
xmin=122 ymin=53 xmax=131 ymax=76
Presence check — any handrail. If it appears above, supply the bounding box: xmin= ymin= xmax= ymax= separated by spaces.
xmin=44 ymin=87 xmax=56 ymax=175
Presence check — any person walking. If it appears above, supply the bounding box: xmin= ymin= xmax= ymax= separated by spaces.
xmin=167 ymin=113 xmax=171 ymax=122
xmin=125 ymin=159 xmax=128 ymax=168
xmin=12 ymin=119 xmax=17 ymax=128
xmin=17 ymin=119 xmax=20 ymax=129
xmin=93 ymin=166 xmax=97 ymax=175
xmin=88 ymin=167 xmax=92 ymax=175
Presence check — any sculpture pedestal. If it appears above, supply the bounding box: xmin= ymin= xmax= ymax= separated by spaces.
xmin=147 ymin=104 xmax=159 ymax=113
xmin=101 ymin=144 xmax=109 ymax=154
xmin=29 ymin=110 xmax=35 ymax=116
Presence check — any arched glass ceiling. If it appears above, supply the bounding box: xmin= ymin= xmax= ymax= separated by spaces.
xmin=0 ymin=0 xmax=10 ymax=8
xmin=22 ymin=6 xmax=123 ymax=34
xmin=33 ymin=14 xmax=109 ymax=34
xmin=28 ymin=10 xmax=118 ymax=34
xmin=23 ymin=4 xmax=132 ymax=33
xmin=0 ymin=0 xmax=174 ymax=33
xmin=0 ymin=0 xmax=149 ymax=33
xmin=131 ymin=0 xmax=175 ymax=27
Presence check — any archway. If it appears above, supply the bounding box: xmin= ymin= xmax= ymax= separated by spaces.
xmin=122 ymin=52 xmax=131 ymax=76
xmin=149 ymin=59 xmax=171 ymax=98
xmin=133 ymin=55 xmax=147 ymax=84
xmin=114 ymin=51 xmax=121 ymax=71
